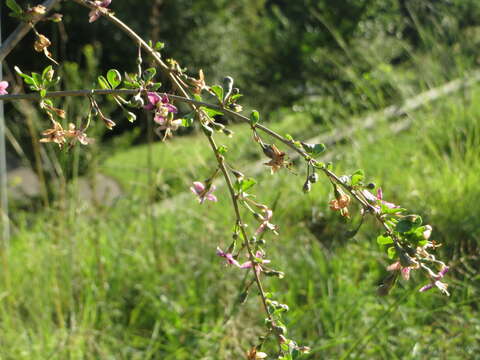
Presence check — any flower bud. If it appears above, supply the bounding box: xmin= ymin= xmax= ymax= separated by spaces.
xmin=212 ymin=122 xmax=225 ymax=131
xmin=264 ymin=270 xmax=284 ymax=278
xmin=130 ymin=93 xmax=145 ymax=108
xmin=303 ymin=179 xmax=312 ymax=193
xmin=29 ymin=5 xmax=47 ymax=15
xmin=222 ymin=128 xmax=234 ymax=137
xmin=297 ymin=346 xmax=311 ymax=354
xmin=229 ymin=103 xmax=243 ymax=112
xmin=125 ymin=111 xmax=136 ymax=122
xmin=202 ymin=124 xmax=213 ymax=136
xmin=232 ymin=87 xmax=240 ymax=95
xmin=102 ymin=117 xmax=116 ymax=130
xmin=308 ymin=172 xmax=319 ymax=183
xmin=45 ymin=69 xmax=55 ymax=81
xmin=50 ymin=13 xmax=63 ymax=22
xmin=231 ymin=170 xmax=244 ymax=180
xmin=423 ymin=225 xmax=432 ymax=240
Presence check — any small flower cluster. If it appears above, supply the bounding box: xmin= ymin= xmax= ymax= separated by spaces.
xmin=145 ymin=92 xmax=181 ymax=140
xmin=40 ymin=121 xmax=92 ymax=147
xmin=217 ymin=248 xmax=271 ymax=274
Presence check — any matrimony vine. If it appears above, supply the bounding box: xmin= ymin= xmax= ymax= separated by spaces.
xmin=0 ymin=0 xmax=450 ymax=358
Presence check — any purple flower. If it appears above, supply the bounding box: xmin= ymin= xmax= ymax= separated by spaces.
xmin=387 ymin=261 xmax=417 ymax=280
xmin=145 ymin=92 xmax=178 ymax=125
xmin=216 ymin=247 xmax=240 ymax=267
xmin=362 ymin=188 xmax=399 ymax=212
xmin=0 ymin=81 xmax=9 ymax=95
xmin=89 ymin=0 xmax=111 ymax=23
xmin=419 ymin=266 xmax=450 ymax=296
xmin=240 ymin=251 xmax=271 ymax=275
xmin=190 ymin=181 xmax=217 ymax=203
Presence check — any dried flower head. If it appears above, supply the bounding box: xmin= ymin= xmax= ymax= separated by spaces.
xmin=34 ymin=34 xmax=51 ymax=53
xmin=34 ymin=33 xmax=58 ymax=65
xmin=65 ymin=123 xmax=93 ymax=146
xmin=263 ymin=144 xmax=287 ymax=174
xmin=189 ymin=69 xmax=206 ymax=95
xmin=246 ymin=347 xmax=267 ymax=359
xmin=40 ymin=120 xmax=66 ymax=146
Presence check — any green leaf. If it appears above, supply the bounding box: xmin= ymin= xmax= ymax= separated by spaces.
xmin=387 ymin=246 xmax=397 ymax=259
xmin=210 ymin=85 xmax=224 ymax=103
xmin=17 ymin=70 xmax=35 ymax=85
xmin=6 ymin=0 xmax=23 ymax=14
xmin=107 ymin=69 xmax=122 ymax=89
xmin=351 ymin=169 xmax=365 ymax=186
xmin=200 ymin=106 xmax=223 ymax=117
xmin=150 ymin=82 xmax=162 ymax=91
xmin=31 ymin=73 xmax=42 ymax=87
xmin=143 ymin=68 xmax=156 ymax=82
xmin=250 ymin=110 xmax=260 ymax=125
xmin=377 ymin=235 xmax=393 ymax=246
xmin=181 ymin=112 xmax=195 ymax=127
xmin=39 ymin=89 xmax=47 ymax=98
xmin=217 ymin=145 xmax=228 ymax=155
xmin=240 ymin=178 xmax=256 ymax=192
xmin=98 ymin=76 xmax=111 ymax=90
xmin=302 ymin=142 xmax=326 ymax=157
xmin=381 ymin=205 xmax=406 ymax=214
xmin=155 ymin=41 xmax=165 ymax=50
xmin=229 ymin=94 xmax=243 ymax=101
xmin=395 ymin=219 xmax=413 ymax=233
xmin=395 ymin=216 xmax=421 ymax=233
xmin=123 ymin=80 xmax=139 ymax=89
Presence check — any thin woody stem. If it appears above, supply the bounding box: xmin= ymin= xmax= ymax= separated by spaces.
xmin=0 ymin=88 xmax=395 ymax=235
xmin=205 ymin=134 xmax=273 ymax=321
xmin=67 ymin=0 xmax=277 ymax=329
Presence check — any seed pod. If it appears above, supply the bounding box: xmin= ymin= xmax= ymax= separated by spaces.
xmin=212 ymin=122 xmax=225 ymax=131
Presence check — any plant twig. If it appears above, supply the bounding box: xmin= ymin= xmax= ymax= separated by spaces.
xmin=0 ymin=0 xmax=61 ymax=62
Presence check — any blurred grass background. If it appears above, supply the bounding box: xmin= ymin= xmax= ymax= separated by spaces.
xmin=2 ymin=0 xmax=480 ymax=359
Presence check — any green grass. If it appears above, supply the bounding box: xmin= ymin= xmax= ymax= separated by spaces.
xmin=100 ymin=111 xmax=318 ymax=197
xmin=2 ymin=79 xmax=480 ymax=359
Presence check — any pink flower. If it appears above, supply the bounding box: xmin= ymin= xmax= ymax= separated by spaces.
xmin=0 ymin=81 xmax=9 ymax=95
xmin=240 ymin=251 xmax=271 ymax=275
xmin=387 ymin=261 xmax=417 ymax=280
xmin=419 ymin=266 xmax=450 ymax=296
xmin=190 ymin=181 xmax=217 ymax=203
xmin=362 ymin=188 xmax=399 ymax=212
xmin=145 ymin=92 xmax=178 ymax=125
xmin=216 ymin=247 xmax=240 ymax=267
xmin=89 ymin=0 xmax=111 ymax=23
xmin=255 ymin=208 xmax=278 ymax=235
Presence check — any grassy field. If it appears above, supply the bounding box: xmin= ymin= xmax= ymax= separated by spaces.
xmin=2 ymin=74 xmax=480 ymax=359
